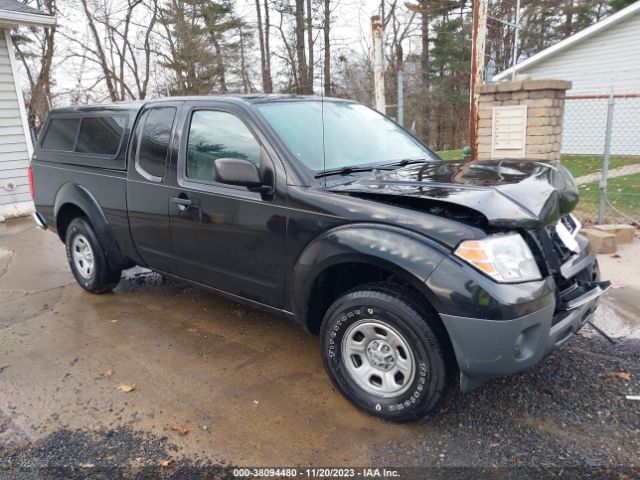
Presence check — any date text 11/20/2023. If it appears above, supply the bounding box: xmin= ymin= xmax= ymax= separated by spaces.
xmin=232 ymin=468 xmax=400 ymax=478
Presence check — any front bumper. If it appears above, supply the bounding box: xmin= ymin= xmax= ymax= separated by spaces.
xmin=441 ymin=278 xmax=611 ymax=392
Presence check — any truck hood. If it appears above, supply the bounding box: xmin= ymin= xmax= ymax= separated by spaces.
xmin=327 ymin=159 xmax=579 ymax=228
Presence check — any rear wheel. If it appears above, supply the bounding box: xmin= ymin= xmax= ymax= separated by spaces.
xmin=320 ymin=283 xmax=451 ymax=422
xmin=65 ymin=217 xmax=121 ymax=293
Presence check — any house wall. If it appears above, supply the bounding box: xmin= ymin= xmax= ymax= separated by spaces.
xmin=0 ymin=28 xmax=33 ymax=221
xmin=518 ymin=12 xmax=640 ymax=94
xmin=510 ymin=12 xmax=640 ymax=155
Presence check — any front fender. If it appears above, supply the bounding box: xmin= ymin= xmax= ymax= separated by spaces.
xmin=54 ymin=182 xmax=127 ymax=269
xmin=291 ymin=223 xmax=449 ymax=325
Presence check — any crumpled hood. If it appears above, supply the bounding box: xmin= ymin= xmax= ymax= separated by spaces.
xmin=327 ymin=159 xmax=579 ymax=228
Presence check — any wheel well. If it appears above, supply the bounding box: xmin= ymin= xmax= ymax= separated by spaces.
xmin=55 ymin=203 xmax=86 ymax=241
xmin=305 ymin=262 xmax=426 ymax=335
xmin=305 ymin=262 xmax=457 ymax=376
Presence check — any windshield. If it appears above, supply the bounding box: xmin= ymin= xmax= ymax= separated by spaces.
xmin=256 ymin=101 xmax=439 ymax=172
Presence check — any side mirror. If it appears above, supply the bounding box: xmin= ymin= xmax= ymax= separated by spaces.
xmin=214 ymin=158 xmax=262 ymax=189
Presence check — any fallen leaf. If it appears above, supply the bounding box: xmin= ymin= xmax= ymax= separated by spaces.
xmin=170 ymin=425 xmax=190 ymax=436
xmin=98 ymin=369 xmax=114 ymax=377
xmin=116 ymin=383 xmax=136 ymax=393
xmin=610 ymin=254 xmax=621 ymax=259
xmin=161 ymin=459 xmax=174 ymax=468
xmin=110 ymin=320 xmax=118 ymax=323
xmin=603 ymin=371 xmax=631 ymax=382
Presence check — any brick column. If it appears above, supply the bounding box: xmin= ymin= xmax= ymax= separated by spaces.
xmin=476 ymin=79 xmax=572 ymax=160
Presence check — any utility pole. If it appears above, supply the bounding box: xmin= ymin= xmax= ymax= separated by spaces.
xmin=371 ymin=15 xmax=386 ymax=114
xmin=468 ymin=0 xmax=488 ymax=160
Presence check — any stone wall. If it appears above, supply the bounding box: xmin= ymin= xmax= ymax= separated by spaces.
xmin=476 ymin=79 xmax=572 ymax=160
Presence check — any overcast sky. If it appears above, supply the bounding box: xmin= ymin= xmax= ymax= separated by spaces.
xmin=17 ymin=0 xmax=399 ymax=104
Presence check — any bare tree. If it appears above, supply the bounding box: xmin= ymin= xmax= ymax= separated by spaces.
xmin=66 ymin=0 xmax=158 ymax=101
xmin=272 ymin=1 xmax=299 ymax=91
xmin=13 ymin=0 xmax=57 ymax=135
xmin=255 ymin=0 xmax=273 ymax=92
xmin=323 ymin=0 xmax=330 ymax=95
xmin=294 ymin=0 xmax=310 ymax=93
xmin=306 ymin=0 xmax=314 ymax=91
xmin=264 ymin=0 xmax=272 ymax=91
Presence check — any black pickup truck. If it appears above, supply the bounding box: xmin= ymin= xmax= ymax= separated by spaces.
xmin=29 ymin=95 xmax=610 ymax=421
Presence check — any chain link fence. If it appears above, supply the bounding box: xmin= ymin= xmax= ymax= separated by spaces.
xmin=562 ymin=90 xmax=640 ymax=226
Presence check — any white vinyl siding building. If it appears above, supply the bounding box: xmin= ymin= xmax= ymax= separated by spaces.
xmin=0 ymin=0 xmax=55 ymax=222
xmin=495 ymin=2 xmax=640 ymax=156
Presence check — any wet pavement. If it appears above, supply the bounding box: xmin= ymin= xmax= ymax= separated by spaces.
xmin=0 ymin=218 xmax=639 ymax=477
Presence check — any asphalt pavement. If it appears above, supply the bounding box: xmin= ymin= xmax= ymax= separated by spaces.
xmin=0 ymin=218 xmax=638 ymax=479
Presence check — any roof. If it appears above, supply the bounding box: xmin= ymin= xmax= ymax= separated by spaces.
xmin=0 ymin=0 xmax=56 ymax=27
xmin=494 ymin=1 xmax=640 ymax=81
xmin=50 ymin=94 xmax=351 ymax=114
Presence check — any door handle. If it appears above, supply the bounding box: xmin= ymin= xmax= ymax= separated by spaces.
xmin=170 ymin=195 xmax=193 ymax=211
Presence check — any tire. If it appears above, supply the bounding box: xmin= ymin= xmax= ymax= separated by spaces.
xmin=320 ymin=283 xmax=452 ymax=422
xmin=65 ymin=217 xmax=121 ymax=293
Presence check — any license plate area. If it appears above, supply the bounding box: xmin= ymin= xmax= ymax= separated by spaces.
xmin=558 ymin=280 xmax=611 ymax=311
xmin=555 ymin=214 xmax=581 ymax=254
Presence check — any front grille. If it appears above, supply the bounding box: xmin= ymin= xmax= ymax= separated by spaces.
xmin=526 ymin=215 xmax=577 ymax=276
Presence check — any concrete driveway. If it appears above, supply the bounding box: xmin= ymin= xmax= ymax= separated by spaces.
xmin=1 ymin=218 xmax=639 ymax=477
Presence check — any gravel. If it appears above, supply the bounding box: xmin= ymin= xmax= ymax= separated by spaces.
xmin=0 ymin=425 xmax=234 ymax=479
xmin=372 ymin=328 xmax=640 ymax=477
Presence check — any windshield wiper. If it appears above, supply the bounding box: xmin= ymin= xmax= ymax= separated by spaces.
xmin=314 ymin=158 xmax=434 ymax=179
xmin=378 ymin=158 xmax=434 ymax=168
xmin=314 ymin=165 xmax=394 ymax=178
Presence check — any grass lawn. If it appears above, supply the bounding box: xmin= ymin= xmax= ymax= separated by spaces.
xmin=575 ymin=173 xmax=640 ymax=221
xmin=434 ymin=150 xmax=640 ymax=221
xmin=436 ymin=149 xmax=465 ymax=160
xmin=559 ymin=155 xmax=640 ymax=178
xmin=435 ymin=150 xmax=640 ymax=179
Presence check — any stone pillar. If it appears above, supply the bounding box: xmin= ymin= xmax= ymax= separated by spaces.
xmin=476 ymin=79 xmax=572 ymax=160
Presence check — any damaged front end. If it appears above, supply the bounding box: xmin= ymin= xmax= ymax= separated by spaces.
xmin=326 ymin=158 xmax=610 ymax=391
xmin=327 ymin=158 xmax=579 ymax=229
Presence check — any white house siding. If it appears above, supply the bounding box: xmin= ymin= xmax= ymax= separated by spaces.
xmin=0 ymin=29 xmax=32 ymax=220
xmin=510 ymin=11 xmax=640 ymax=155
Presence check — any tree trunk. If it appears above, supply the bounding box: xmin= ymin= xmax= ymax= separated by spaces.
xmin=306 ymin=0 xmax=314 ymax=93
xmin=211 ymin=33 xmax=228 ymax=93
xmin=264 ymin=0 xmax=273 ymax=92
xmin=239 ymin=27 xmax=250 ymax=93
xmin=323 ymin=0 xmax=330 ymax=95
xmin=255 ymin=0 xmax=269 ymax=92
xmin=418 ymin=0 xmax=430 ymax=142
xmin=295 ymin=0 xmax=308 ymax=94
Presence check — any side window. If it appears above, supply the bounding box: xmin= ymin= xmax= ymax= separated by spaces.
xmin=75 ymin=116 xmax=127 ymax=155
xmin=137 ymin=107 xmax=177 ymax=180
xmin=41 ymin=118 xmax=80 ymax=151
xmin=186 ymin=110 xmax=261 ymax=183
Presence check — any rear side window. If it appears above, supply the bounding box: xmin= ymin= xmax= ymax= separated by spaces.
xmin=136 ymin=107 xmax=177 ymax=180
xmin=41 ymin=115 xmax=126 ymax=156
xmin=75 ymin=116 xmax=126 ymax=155
xmin=41 ymin=118 xmax=80 ymax=151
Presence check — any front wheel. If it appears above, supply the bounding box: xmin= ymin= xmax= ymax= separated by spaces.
xmin=320 ymin=283 xmax=452 ymax=422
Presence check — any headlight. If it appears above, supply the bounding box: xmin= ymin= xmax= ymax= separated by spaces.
xmin=454 ymin=234 xmax=541 ymax=283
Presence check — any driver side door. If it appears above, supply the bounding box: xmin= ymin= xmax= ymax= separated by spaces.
xmin=167 ymin=103 xmax=287 ymax=309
